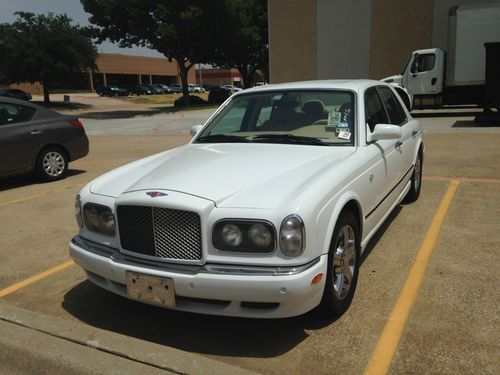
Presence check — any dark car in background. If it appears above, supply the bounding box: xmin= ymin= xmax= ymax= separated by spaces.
xmin=0 ymin=97 xmax=88 ymax=181
xmin=208 ymin=85 xmax=233 ymax=104
xmin=97 ymin=86 xmax=129 ymax=97
xmin=152 ymin=84 xmax=172 ymax=94
xmin=129 ymin=85 xmax=154 ymax=95
xmin=0 ymin=88 xmax=32 ymax=101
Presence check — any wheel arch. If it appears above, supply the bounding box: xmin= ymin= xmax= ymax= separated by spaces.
xmin=320 ymin=192 xmax=363 ymax=255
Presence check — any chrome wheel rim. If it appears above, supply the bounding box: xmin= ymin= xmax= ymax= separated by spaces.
xmin=333 ymin=225 xmax=356 ymax=300
xmin=414 ymin=155 xmax=422 ymax=192
xmin=42 ymin=151 xmax=65 ymax=177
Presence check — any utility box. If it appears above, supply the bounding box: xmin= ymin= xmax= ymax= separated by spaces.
xmin=475 ymin=42 xmax=500 ymax=124
xmin=484 ymin=42 xmax=500 ymax=111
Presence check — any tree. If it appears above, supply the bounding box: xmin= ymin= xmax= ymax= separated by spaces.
xmin=213 ymin=0 xmax=268 ymax=88
xmin=0 ymin=12 xmax=97 ymax=103
xmin=82 ymin=0 xmax=222 ymax=105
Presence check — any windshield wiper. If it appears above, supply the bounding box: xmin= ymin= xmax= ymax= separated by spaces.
xmin=252 ymin=134 xmax=329 ymax=146
xmin=196 ymin=134 xmax=251 ymax=143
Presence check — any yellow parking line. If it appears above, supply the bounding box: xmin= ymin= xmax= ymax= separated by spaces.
xmin=363 ymin=179 xmax=460 ymax=375
xmin=0 ymin=260 xmax=75 ymax=298
xmin=423 ymin=175 xmax=500 ymax=185
xmin=0 ymin=186 xmax=76 ymax=208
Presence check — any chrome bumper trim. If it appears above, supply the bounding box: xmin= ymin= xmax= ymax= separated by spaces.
xmin=72 ymin=235 xmax=321 ymax=276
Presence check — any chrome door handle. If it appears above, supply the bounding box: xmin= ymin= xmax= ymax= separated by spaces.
xmin=412 ymin=131 xmax=418 ymax=138
xmin=395 ymin=141 xmax=403 ymax=148
xmin=30 ymin=130 xmax=43 ymax=135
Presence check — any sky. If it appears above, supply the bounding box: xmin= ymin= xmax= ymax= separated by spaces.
xmin=0 ymin=0 xmax=163 ymax=57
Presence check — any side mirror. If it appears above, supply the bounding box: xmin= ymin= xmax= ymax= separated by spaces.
xmin=190 ymin=124 xmax=203 ymax=137
xmin=367 ymin=124 xmax=402 ymax=142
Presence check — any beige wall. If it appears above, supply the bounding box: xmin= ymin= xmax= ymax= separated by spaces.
xmin=369 ymin=0 xmax=434 ymax=79
xmin=316 ymin=0 xmax=372 ymax=79
xmin=268 ymin=0 xmax=317 ymax=83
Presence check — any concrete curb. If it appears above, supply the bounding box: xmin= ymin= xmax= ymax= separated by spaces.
xmin=0 ymin=301 xmax=258 ymax=375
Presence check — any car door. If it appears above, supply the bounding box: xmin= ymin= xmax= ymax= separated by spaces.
xmin=0 ymin=102 xmax=39 ymax=175
xmin=361 ymin=87 xmax=400 ymax=232
xmin=377 ymin=86 xmax=417 ymax=183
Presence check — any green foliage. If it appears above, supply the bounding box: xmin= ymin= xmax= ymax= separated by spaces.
xmin=212 ymin=0 xmax=268 ymax=88
xmin=81 ymin=0 xmax=224 ymax=104
xmin=0 ymin=12 xmax=98 ymax=102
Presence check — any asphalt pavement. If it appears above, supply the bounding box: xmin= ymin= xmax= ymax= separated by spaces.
xmin=0 ymin=107 xmax=498 ymax=374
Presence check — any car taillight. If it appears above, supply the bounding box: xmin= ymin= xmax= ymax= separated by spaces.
xmin=70 ymin=120 xmax=83 ymax=129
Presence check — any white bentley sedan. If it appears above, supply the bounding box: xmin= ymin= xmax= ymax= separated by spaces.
xmin=70 ymin=80 xmax=423 ymax=318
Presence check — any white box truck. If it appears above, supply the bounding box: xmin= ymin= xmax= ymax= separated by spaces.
xmin=383 ymin=3 xmax=500 ymax=110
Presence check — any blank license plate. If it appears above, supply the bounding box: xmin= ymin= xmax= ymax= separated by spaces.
xmin=126 ymin=272 xmax=175 ymax=308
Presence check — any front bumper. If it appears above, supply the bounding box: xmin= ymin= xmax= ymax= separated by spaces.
xmin=69 ymin=235 xmax=327 ymax=318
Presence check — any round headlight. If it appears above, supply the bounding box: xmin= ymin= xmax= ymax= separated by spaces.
xmin=75 ymin=195 xmax=83 ymax=228
xmin=248 ymin=223 xmax=272 ymax=248
xmin=222 ymin=224 xmax=243 ymax=246
xmin=83 ymin=203 xmax=116 ymax=237
xmin=280 ymin=215 xmax=305 ymax=256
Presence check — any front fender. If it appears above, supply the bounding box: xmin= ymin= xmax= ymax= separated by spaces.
xmin=316 ymin=191 xmax=363 ymax=256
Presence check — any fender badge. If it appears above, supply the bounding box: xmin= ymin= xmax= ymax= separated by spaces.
xmin=146 ymin=191 xmax=167 ymax=198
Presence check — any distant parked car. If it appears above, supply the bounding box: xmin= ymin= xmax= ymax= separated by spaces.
xmin=170 ymin=84 xmax=183 ymax=93
xmin=208 ymin=86 xmax=233 ymax=104
xmin=142 ymin=84 xmax=163 ymax=94
xmin=224 ymin=85 xmax=242 ymax=92
xmin=0 ymin=97 xmax=88 ymax=181
xmin=152 ymin=84 xmax=172 ymax=94
xmin=97 ymin=86 xmax=129 ymax=97
xmin=0 ymin=87 xmax=32 ymax=101
xmin=129 ymin=85 xmax=153 ymax=95
xmin=188 ymin=84 xmax=205 ymax=93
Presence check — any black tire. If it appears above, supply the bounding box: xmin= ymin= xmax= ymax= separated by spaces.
xmin=319 ymin=210 xmax=360 ymax=317
xmin=404 ymin=150 xmax=423 ymax=203
xmin=35 ymin=147 xmax=68 ymax=181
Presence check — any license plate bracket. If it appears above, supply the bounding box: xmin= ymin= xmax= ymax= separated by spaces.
xmin=126 ymin=272 xmax=175 ymax=308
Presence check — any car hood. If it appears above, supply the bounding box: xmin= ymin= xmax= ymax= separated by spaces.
xmin=90 ymin=143 xmax=355 ymax=208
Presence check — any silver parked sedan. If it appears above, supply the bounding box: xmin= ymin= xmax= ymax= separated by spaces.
xmin=0 ymin=97 xmax=89 ymax=181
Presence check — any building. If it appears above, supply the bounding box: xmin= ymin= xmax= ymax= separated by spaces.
xmin=268 ymin=0 xmax=499 ymax=83
xmin=196 ymin=68 xmax=243 ymax=88
xmin=8 ymin=53 xmax=198 ymax=95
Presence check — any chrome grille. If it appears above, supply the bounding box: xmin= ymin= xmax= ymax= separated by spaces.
xmin=117 ymin=205 xmax=202 ymax=261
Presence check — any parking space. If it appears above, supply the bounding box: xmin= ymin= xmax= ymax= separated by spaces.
xmin=0 ymin=116 xmax=499 ymax=374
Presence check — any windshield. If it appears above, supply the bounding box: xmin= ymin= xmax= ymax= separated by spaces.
xmin=196 ymin=90 xmax=355 ymax=146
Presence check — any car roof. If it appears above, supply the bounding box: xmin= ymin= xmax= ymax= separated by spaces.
xmin=237 ymin=79 xmax=384 ymax=95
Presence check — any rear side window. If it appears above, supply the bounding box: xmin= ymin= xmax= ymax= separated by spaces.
xmin=364 ymin=87 xmax=388 ymax=132
xmin=0 ymin=102 xmax=36 ymax=126
xmin=378 ymin=86 xmax=406 ymax=125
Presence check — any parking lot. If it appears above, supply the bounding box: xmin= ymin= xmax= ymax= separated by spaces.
xmin=0 ymin=109 xmax=498 ymax=374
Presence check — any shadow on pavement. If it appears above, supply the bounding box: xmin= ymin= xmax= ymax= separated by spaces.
xmin=32 ymin=101 xmax=91 ymax=111
xmin=360 ymin=206 xmax=401 ymax=266
xmin=63 ymin=282 xmax=314 ymax=357
xmin=452 ymin=120 xmax=500 ymax=128
xmin=79 ymin=110 xmax=164 ymax=119
xmin=0 ymin=169 xmax=86 ymax=192
xmin=412 ymin=111 xmax=481 ymax=118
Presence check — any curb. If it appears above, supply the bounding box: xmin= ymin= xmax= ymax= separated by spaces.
xmin=0 ymin=301 xmax=258 ymax=375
